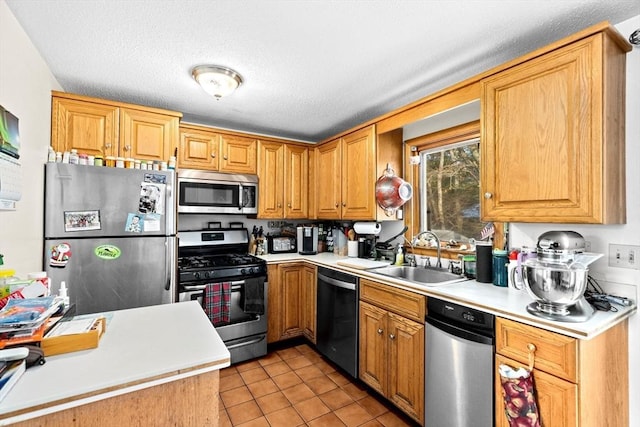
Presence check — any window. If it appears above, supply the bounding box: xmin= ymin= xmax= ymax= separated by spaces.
xmin=419 ymin=138 xmax=482 ymax=244
xmin=405 ymin=120 xmax=494 ymax=254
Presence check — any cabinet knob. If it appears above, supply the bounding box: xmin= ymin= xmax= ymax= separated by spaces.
xmin=211 ymin=153 xmax=216 ymax=158
xmin=342 ymin=203 xmax=346 ymax=207
xmin=287 ymin=203 xmax=291 ymax=208
xmin=484 ymin=192 xmax=493 ymax=199
xmin=335 ymin=203 xmax=339 ymax=208
xmin=277 ymin=203 xmax=281 ymax=208
xmin=389 ymin=334 xmax=396 ymax=340
xmin=377 ymin=328 xmax=383 ymax=335
xmin=124 ymin=145 xmax=131 ymax=152
xmin=105 ymin=143 xmax=112 ymax=149
xmin=223 ymin=155 xmax=228 ymax=160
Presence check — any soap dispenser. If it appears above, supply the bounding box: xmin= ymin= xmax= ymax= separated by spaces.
xmin=394 ymin=243 xmax=405 ymax=266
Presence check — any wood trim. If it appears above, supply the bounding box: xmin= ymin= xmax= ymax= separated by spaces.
xmin=52 ymin=90 xmax=182 ymax=118
xmin=403 ymin=120 xmax=504 ymax=252
xmin=180 ymin=121 xmax=311 ymax=146
xmin=320 ymin=21 xmax=629 ymax=144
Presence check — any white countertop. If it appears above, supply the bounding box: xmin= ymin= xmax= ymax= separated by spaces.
xmin=0 ymin=301 xmax=230 ymax=424
xmin=261 ymin=252 xmax=637 ymax=339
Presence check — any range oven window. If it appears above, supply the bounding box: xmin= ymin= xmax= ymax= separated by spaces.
xmin=179 ymin=181 xmax=240 ymax=208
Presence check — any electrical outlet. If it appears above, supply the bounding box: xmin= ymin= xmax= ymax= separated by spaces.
xmin=608 ymin=244 xmax=640 ymax=269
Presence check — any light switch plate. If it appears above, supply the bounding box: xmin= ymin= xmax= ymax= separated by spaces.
xmin=608 ymin=244 xmax=640 ymax=269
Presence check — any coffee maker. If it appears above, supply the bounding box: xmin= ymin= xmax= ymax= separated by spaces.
xmin=297 ymin=226 xmax=318 ymax=255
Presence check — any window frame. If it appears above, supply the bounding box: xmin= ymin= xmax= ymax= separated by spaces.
xmin=403 ymin=120 xmax=503 ymax=258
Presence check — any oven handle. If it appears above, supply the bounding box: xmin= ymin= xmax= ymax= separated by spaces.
xmin=226 ymin=335 xmax=266 ymax=350
xmin=181 ymin=281 xmax=245 ymax=292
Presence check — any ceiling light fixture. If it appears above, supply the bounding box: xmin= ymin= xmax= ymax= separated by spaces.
xmin=192 ymin=65 xmax=243 ymax=99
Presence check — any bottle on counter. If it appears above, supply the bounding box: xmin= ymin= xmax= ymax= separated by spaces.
xmin=492 ymin=249 xmax=508 ymax=287
xmin=394 ymin=243 xmax=404 ymax=266
xmin=55 ymin=151 xmax=63 ymax=163
xmin=47 ymin=146 xmax=56 ymax=162
xmin=62 ymin=151 xmax=70 ymax=164
xmin=59 ymin=281 xmax=70 ymax=308
xmin=69 ymin=149 xmax=79 ymax=165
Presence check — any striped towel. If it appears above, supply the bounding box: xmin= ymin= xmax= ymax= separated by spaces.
xmin=203 ymin=282 xmax=231 ymax=326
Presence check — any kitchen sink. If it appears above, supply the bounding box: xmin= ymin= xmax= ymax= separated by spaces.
xmin=368 ymin=265 xmax=469 ymax=287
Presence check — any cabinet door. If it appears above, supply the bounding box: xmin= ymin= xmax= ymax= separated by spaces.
xmin=301 ymin=265 xmax=316 ymax=343
xmin=341 ymin=125 xmax=376 ymax=220
xmin=266 ymin=264 xmax=281 ymax=344
xmin=178 ymin=128 xmax=219 ymax=170
xmin=481 ymin=35 xmax=607 ymax=223
xmin=495 ymin=354 xmax=577 ymax=427
xmin=120 ymin=108 xmax=178 ymax=161
xmin=284 ymin=144 xmax=309 ymax=219
xmin=359 ymin=301 xmax=387 ymax=396
xmin=51 ymin=97 xmax=118 ymax=157
xmin=279 ymin=264 xmax=303 ymax=339
xmin=219 ymin=134 xmax=257 ymax=174
xmin=315 ymin=139 xmax=341 ymax=219
xmin=387 ymin=313 xmax=424 ymax=425
xmin=257 ymin=142 xmax=284 ymax=218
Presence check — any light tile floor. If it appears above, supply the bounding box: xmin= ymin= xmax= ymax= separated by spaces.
xmin=219 ymin=343 xmax=420 ymax=427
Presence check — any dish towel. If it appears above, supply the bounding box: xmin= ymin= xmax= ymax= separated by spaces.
xmin=203 ymin=282 xmax=231 ymax=326
xmin=242 ymin=276 xmax=265 ymax=315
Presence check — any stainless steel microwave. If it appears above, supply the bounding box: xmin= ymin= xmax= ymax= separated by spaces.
xmin=177 ymin=169 xmax=258 ymax=214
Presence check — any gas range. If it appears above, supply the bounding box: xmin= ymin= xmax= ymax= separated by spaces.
xmin=178 ymin=229 xmax=267 ymax=284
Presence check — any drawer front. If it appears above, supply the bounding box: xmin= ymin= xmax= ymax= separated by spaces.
xmin=360 ymin=279 xmax=425 ymax=323
xmin=496 ymin=318 xmax=577 ymax=382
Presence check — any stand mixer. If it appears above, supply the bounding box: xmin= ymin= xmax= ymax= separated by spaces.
xmin=523 ymin=231 xmax=602 ymax=322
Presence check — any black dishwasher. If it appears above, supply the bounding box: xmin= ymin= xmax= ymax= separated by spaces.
xmin=316 ymin=266 xmax=359 ymax=378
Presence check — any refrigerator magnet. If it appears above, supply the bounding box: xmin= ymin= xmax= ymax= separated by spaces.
xmin=64 ymin=210 xmax=101 ymax=232
xmin=138 ymin=183 xmax=165 ymax=215
xmin=125 ymin=213 xmax=143 ymax=233
xmin=49 ymin=243 xmax=72 ymax=268
xmin=143 ymin=213 xmax=161 ymax=232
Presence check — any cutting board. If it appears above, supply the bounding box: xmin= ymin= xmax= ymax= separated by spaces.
xmin=336 ymin=258 xmax=390 ymax=270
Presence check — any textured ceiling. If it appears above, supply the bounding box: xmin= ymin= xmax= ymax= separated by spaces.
xmin=5 ymin=0 xmax=639 ymax=143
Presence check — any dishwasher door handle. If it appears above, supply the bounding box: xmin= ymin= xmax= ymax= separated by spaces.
xmin=426 ymin=316 xmax=494 ymax=345
xmin=317 ymin=274 xmax=356 ymax=291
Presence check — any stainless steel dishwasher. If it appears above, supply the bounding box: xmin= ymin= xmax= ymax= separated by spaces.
xmin=316 ymin=266 xmax=359 ymax=378
xmin=424 ymin=297 xmax=494 ymax=427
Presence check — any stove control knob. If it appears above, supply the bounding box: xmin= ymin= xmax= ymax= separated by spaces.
xmin=204 ymin=271 xmax=210 ymax=279
xmin=241 ymin=268 xmax=247 ymax=275
xmin=194 ymin=272 xmax=201 ymax=280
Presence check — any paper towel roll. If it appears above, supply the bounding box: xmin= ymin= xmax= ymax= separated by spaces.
xmin=353 ymin=222 xmax=381 ymax=235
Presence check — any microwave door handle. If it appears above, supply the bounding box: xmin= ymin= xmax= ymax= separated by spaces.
xmin=238 ymin=184 xmax=244 ymax=211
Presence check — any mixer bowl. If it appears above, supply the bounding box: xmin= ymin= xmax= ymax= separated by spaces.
xmin=523 ymin=261 xmax=588 ymax=315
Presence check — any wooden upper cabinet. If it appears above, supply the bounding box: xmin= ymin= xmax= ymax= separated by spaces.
xmin=51 ymin=91 xmax=181 ymax=161
xmin=315 ymin=139 xmax=342 ymax=219
xmin=52 ymin=96 xmax=118 ymax=157
xmin=120 ymin=108 xmax=178 ymax=162
xmin=257 ymin=142 xmax=309 ymax=219
xmin=341 ymin=125 xmax=377 ymax=220
xmin=284 ymin=144 xmax=309 ymax=219
xmin=219 ymin=134 xmax=257 ymax=174
xmin=314 ymin=125 xmax=402 ymax=221
xmin=178 ymin=125 xmax=220 ymax=170
xmin=481 ymin=30 xmax=629 ymax=224
xmin=257 ymin=141 xmax=285 ymax=218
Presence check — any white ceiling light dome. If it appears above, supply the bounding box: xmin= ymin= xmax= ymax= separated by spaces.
xmin=192 ymin=65 xmax=243 ymax=99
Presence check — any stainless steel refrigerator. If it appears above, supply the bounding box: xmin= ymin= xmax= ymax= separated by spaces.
xmin=43 ymin=163 xmax=176 ymax=315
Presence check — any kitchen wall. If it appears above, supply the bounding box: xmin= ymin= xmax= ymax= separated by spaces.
xmin=2 ymin=1 xmax=639 ymax=423
xmin=0 ymin=0 xmax=63 ymax=275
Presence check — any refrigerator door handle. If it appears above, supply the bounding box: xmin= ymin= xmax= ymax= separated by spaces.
xmin=165 ymin=237 xmax=176 ymax=294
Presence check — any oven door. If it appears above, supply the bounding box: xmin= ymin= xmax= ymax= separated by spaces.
xmin=179 ymin=279 xmax=267 ymax=338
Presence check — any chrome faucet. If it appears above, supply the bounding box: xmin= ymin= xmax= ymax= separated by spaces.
xmin=412 ymin=230 xmax=442 ymax=269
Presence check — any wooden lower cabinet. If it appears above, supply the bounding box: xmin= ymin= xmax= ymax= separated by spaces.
xmin=359 ymin=279 xmax=425 ymax=424
xmin=494 ymin=317 xmax=628 ymax=427
xmin=267 ymin=263 xmax=316 ymax=343
xmin=301 ymin=265 xmax=317 ymax=343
